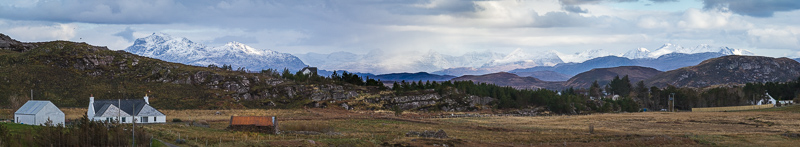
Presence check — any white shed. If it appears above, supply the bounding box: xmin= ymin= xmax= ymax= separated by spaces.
xmin=14 ymin=100 xmax=65 ymax=125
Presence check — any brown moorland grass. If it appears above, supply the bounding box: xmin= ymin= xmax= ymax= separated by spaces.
xmin=8 ymin=105 xmax=800 ymax=146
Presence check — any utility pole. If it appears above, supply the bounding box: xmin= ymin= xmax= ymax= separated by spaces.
xmin=670 ymin=93 xmax=675 ymax=112
xmin=133 ymin=106 xmax=136 ymax=147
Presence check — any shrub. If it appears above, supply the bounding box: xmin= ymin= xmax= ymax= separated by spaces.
xmin=172 ymin=118 xmax=182 ymax=122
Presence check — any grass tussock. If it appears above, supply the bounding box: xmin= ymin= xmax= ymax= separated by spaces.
xmin=282 ymin=122 xmax=334 ymax=133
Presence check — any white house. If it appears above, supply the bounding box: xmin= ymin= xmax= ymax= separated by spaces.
xmin=757 ymin=92 xmax=778 ymax=106
xmin=300 ymin=66 xmax=317 ymax=75
xmin=87 ymin=95 xmax=166 ymax=123
xmin=14 ymin=100 xmax=65 ymax=125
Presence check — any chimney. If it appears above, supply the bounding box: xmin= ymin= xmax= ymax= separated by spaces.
xmin=144 ymin=94 xmax=149 ymax=104
xmin=87 ymin=94 xmax=95 ymax=119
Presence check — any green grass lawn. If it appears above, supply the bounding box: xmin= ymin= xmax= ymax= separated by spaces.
xmin=0 ymin=122 xmax=39 ymax=135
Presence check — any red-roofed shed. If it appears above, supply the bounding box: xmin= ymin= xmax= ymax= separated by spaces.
xmin=228 ymin=116 xmax=279 ymax=134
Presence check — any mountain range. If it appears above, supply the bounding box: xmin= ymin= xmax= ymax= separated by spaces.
xmin=509 ymin=52 xmax=726 ymax=76
xmin=125 ymin=33 xmax=308 ymax=71
xmin=125 ymin=33 xmax=759 ymax=77
xmin=454 ymin=55 xmax=800 ymax=90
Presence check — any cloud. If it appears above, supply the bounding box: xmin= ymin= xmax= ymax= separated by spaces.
xmin=559 ymin=0 xmax=637 ymax=5
xmin=5 ymin=23 xmax=76 ymax=41
xmin=703 ymin=0 xmax=800 ymax=17
xmin=746 ymin=27 xmax=800 ymax=49
xmin=113 ymin=27 xmax=135 ymax=41
xmin=649 ymin=0 xmax=678 ymax=3
xmin=562 ymin=5 xmax=589 ymax=13
xmin=211 ymin=35 xmax=259 ymax=44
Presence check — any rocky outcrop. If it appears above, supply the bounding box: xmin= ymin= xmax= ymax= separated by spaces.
xmin=647 ymin=55 xmax=800 ymax=87
xmin=369 ymin=89 xmax=495 ymax=111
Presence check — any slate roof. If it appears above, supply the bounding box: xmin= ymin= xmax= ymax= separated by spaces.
xmin=15 ymin=100 xmax=55 ymax=115
xmin=92 ymin=99 xmax=147 ymax=116
xmin=300 ymin=67 xmax=317 ymax=74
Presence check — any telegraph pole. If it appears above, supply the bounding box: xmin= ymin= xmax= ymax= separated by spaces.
xmin=132 ymin=106 xmax=135 ymax=147
xmin=670 ymin=93 xmax=675 ymax=112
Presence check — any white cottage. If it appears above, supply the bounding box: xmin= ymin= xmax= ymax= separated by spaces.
xmin=87 ymin=95 xmax=166 ymax=123
xmin=14 ymin=100 xmax=65 ymax=125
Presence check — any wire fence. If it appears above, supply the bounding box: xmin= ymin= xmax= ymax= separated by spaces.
xmin=691 ymin=104 xmax=774 ymax=112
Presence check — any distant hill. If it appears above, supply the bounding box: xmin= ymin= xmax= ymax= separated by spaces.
xmin=431 ymin=67 xmax=494 ymax=76
xmin=510 ymin=52 xmax=725 ymax=76
xmin=451 ymin=72 xmax=563 ymax=90
xmin=646 ymin=56 xmax=800 ymax=87
xmin=373 ymin=72 xmax=455 ymax=82
xmin=564 ymin=66 xmax=662 ymax=88
xmin=511 ymin=71 xmax=571 ymax=81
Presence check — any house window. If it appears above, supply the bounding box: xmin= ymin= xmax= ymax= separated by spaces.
xmin=141 ymin=117 xmax=148 ymax=123
xmin=122 ymin=117 xmax=126 ymax=122
xmin=153 ymin=117 xmax=157 ymax=122
xmin=16 ymin=117 xmax=18 ymax=123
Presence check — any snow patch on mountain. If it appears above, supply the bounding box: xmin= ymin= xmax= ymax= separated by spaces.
xmin=622 ymin=48 xmax=650 ymax=59
xmin=481 ymin=49 xmax=563 ymax=71
xmin=555 ymin=49 xmax=616 ymax=63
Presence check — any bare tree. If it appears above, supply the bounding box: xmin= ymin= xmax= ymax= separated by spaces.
xmin=8 ymin=94 xmax=26 ymax=111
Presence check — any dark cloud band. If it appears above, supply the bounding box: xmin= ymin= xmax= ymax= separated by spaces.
xmin=703 ymin=0 xmax=800 ymax=17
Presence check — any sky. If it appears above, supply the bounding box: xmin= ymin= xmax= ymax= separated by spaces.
xmin=1 ymin=0 xmax=800 ymax=58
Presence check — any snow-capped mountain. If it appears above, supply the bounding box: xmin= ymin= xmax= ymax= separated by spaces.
xmin=124 ymin=32 xmax=208 ymax=63
xmin=622 ymin=48 xmax=650 ymax=59
xmin=125 ymin=33 xmax=307 ymax=71
xmin=623 ymin=43 xmax=755 ymax=59
xmin=483 ymin=49 xmax=563 ymax=67
xmin=555 ymin=49 xmax=615 ymax=63
xmin=415 ymin=50 xmax=505 ymax=70
xmin=648 ymin=43 xmax=687 ymax=58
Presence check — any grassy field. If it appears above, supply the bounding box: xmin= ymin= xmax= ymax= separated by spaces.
xmin=6 ymin=106 xmax=800 ymax=146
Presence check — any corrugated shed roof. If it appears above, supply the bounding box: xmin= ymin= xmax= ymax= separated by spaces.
xmin=230 ymin=116 xmax=274 ymax=126
xmin=15 ymin=100 xmax=55 ymax=115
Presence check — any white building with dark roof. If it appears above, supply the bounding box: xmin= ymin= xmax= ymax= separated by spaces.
xmin=14 ymin=100 xmax=65 ymax=125
xmin=87 ymin=95 xmax=166 ymax=123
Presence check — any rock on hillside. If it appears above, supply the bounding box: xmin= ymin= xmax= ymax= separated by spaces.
xmin=511 ymin=70 xmax=571 ymax=81
xmin=564 ymin=66 xmax=662 ymax=88
xmin=646 ymin=55 xmax=800 ymax=87
xmin=452 ymin=72 xmax=564 ymax=90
